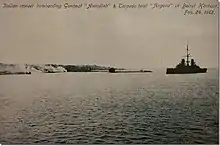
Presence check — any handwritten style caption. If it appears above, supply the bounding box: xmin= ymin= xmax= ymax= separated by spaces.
xmin=2 ymin=2 xmax=218 ymax=15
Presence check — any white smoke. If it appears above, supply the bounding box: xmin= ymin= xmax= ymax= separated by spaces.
xmin=0 ymin=63 xmax=26 ymax=73
xmin=30 ymin=64 xmax=67 ymax=73
xmin=0 ymin=63 xmax=67 ymax=74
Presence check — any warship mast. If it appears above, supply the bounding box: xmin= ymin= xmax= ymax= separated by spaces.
xmin=186 ymin=41 xmax=190 ymax=66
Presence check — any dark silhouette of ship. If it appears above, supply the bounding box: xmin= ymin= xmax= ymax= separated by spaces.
xmin=108 ymin=67 xmax=152 ymax=73
xmin=25 ymin=65 xmax=31 ymax=74
xmin=166 ymin=42 xmax=207 ymax=74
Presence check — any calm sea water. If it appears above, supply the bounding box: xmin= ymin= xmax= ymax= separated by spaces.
xmin=0 ymin=69 xmax=219 ymax=144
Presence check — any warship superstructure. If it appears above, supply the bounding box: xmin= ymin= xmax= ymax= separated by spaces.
xmin=166 ymin=42 xmax=207 ymax=74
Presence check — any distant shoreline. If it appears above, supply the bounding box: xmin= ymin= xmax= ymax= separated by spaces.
xmin=0 ymin=70 xmax=153 ymax=75
xmin=0 ymin=69 xmax=153 ymax=75
xmin=0 ymin=63 xmax=153 ymax=75
xmin=0 ymin=72 xmax=31 ymax=75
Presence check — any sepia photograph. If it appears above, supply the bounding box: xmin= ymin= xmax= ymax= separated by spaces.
xmin=0 ymin=0 xmax=219 ymax=144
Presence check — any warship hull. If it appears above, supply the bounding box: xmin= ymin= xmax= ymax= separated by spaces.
xmin=166 ymin=68 xmax=207 ymax=74
xmin=166 ymin=41 xmax=207 ymax=74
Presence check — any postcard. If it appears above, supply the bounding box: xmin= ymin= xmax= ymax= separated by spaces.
xmin=0 ymin=0 xmax=219 ymax=144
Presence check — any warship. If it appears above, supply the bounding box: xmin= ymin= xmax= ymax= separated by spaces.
xmin=166 ymin=42 xmax=207 ymax=74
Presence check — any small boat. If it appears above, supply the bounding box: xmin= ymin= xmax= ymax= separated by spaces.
xmin=166 ymin=42 xmax=207 ymax=74
xmin=25 ymin=65 xmax=32 ymax=74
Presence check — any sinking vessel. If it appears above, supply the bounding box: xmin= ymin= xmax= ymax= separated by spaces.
xmin=166 ymin=42 xmax=207 ymax=74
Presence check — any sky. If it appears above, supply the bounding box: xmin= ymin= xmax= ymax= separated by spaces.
xmin=0 ymin=0 xmax=218 ymax=69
